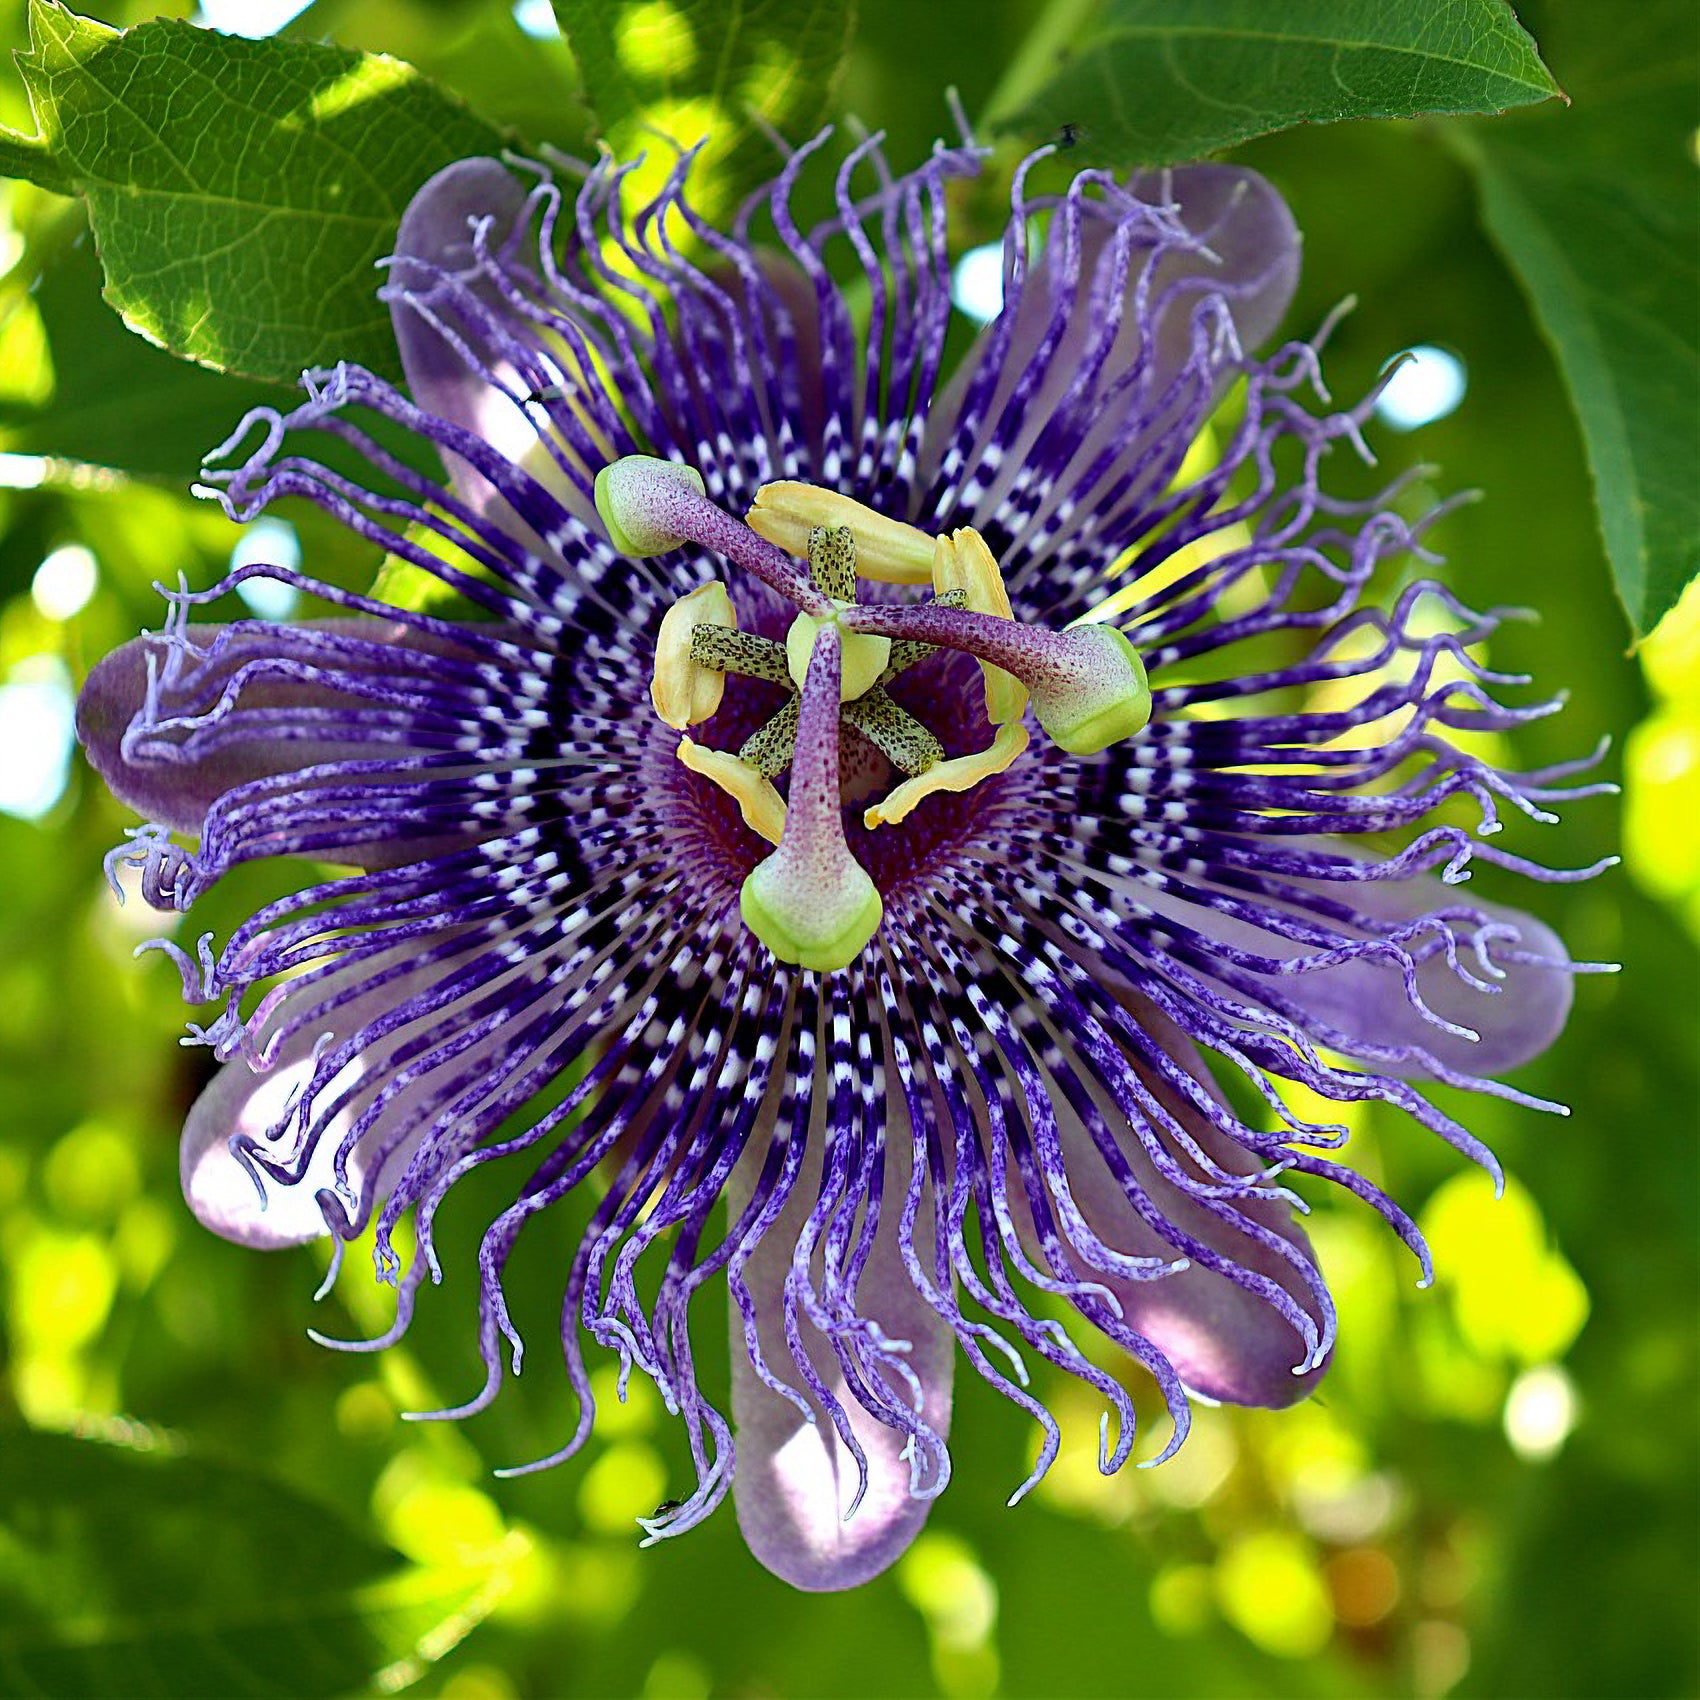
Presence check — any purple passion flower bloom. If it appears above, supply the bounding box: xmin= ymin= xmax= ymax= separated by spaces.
xmin=77 ymin=131 xmax=1607 ymax=1591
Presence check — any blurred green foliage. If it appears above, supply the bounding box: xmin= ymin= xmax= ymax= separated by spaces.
xmin=0 ymin=1 xmax=1694 ymax=1696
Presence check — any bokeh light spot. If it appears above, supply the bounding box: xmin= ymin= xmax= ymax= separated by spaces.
xmin=898 ymin=1529 xmax=997 ymax=1647
xmin=950 ymin=242 xmax=1006 ymax=324
xmin=43 ymin=1120 xmax=140 ymax=1221
xmin=9 ymin=1227 xmax=119 ymax=1421
xmin=1421 ymin=1172 xmax=1589 ymax=1366
xmin=1146 ymin=1408 xmax=1236 ymax=1509
xmin=511 ymin=0 xmax=559 ymax=37
xmin=0 ymin=657 xmax=75 ymax=820
xmin=610 ymin=97 xmax=732 ymax=221
xmin=0 ymin=452 xmax=50 ymax=489
xmin=588 ymin=1363 xmax=660 ymax=1436
xmin=0 ymin=296 xmax=51 ymax=406
xmin=1325 ymin=1545 xmax=1402 ymax=1628
xmin=1374 ymin=345 xmax=1467 ymax=431
xmin=337 ymin=1379 xmax=399 ymax=1441
xmin=1149 ymin=1562 xmax=1214 ymax=1637
xmin=1292 ymin=1468 xmax=1402 ymax=1546
xmin=231 ymin=517 xmax=303 ymax=620
xmin=1414 ymin=1620 xmax=1472 ymax=1697
xmin=553 ymin=1544 xmax=640 ymax=1624
xmin=195 ymin=0 xmax=312 ymax=38
xmin=114 ymin=1199 xmax=177 ymax=1290
xmin=13 ymin=1230 xmax=116 ymax=1349
xmin=640 ymin=1651 xmax=712 ymax=1700
xmin=1627 ymin=574 xmax=1700 ymax=939
xmin=375 ymin=1450 xmax=510 ymax=1565
xmin=31 ymin=543 xmax=98 ymax=621
xmin=439 ymin=1665 xmax=521 ymax=1700
xmin=1503 ymin=1363 xmax=1580 ymax=1461
xmin=739 ymin=38 xmax=802 ymax=118
xmin=616 ymin=2 xmax=698 ymax=79
xmin=1027 ymin=1383 xmax=1139 ymax=1522
xmin=898 ymin=1531 xmax=1000 ymax=1697
xmin=577 ymin=1441 xmax=668 ymax=1536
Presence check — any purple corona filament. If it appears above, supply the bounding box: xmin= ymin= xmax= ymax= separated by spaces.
xmin=74 ymin=125 xmax=1613 ymax=1593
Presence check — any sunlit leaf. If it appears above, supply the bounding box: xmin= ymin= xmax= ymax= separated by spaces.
xmin=0 ymin=1426 xmax=521 ymax=1699
xmin=989 ymin=0 xmax=1559 ymax=163
xmin=6 ymin=0 xmax=506 ymax=383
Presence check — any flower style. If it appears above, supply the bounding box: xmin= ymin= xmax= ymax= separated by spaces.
xmin=77 ymin=128 xmax=1608 ymax=1591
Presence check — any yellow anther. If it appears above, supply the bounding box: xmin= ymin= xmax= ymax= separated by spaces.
xmin=748 ymin=482 xmax=936 ymax=584
xmin=785 ymin=611 xmax=890 ymax=702
xmin=863 ymin=722 xmax=1030 ymax=829
xmin=677 ymin=737 xmax=787 ymax=845
xmin=931 ymin=529 xmax=1028 ymax=726
xmin=933 ymin=527 xmax=1015 ymax=619
xmin=651 ymin=582 xmax=737 ymax=730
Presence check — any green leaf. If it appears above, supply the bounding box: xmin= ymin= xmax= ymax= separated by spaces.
xmin=0 ymin=124 xmax=73 ymax=194
xmin=0 ymin=204 xmax=289 ymax=482
xmin=8 ymin=0 xmax=506 ymax=384
xmin=1450 ymin=2 xmax=1699 ymax=636
xmin=0 ymin=1425 xmax=521 ymax=1699
xmin=988 ymin=0 xmax=1560 ymax=164
xmin=553 ymin=0 xmax=855 ymax=199
xmin=1460 ymin=145 xmax=1698 ymax=637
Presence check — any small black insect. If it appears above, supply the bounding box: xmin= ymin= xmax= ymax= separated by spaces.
xmin=1055 ymin=121 xmax=1083 ymax=150
xmin=650 ymin=1497 xmax=687 ymax=1519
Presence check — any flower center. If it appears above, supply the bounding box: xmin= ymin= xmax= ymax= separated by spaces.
xmin=783 ymin=607 xmax=891 ymax=702
xmin=594 ymin=456 xmax=1153 ymax=970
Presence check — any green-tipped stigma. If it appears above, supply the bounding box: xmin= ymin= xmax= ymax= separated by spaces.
xmin=595 ymin=455 xmax=706 ymax=557
xmin=1033 ymin=624 xmax=1152 ymax=754
xmin=740 ymin=855 xmax=884 ymax=974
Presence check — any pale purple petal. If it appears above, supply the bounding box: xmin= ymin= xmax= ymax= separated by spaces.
xmin=180 ymin=953 xmax=495 ymax=1249
xmin=1135 ymin=163 xmax=1301 ymax=364
xmin=1058 ymin=1056 xmax=1325 ymax=1408
xmin=78 ymin=618 xmax=439 ymax=835
xmin=991 ymin=993 xmax=1328 ymax=1410
xmin=387 ymin=158 xmax=539 ymax=510
xmin=1276 ymin=876 xmax=1573 ymax=1079
xmin=77 ymin=617 xmax=505 ymax=877
xmin=1138 ymin=859 xmax=1575 ymax=1080
xmin=182 ymin=1049 xmax=369 ymax=1249
xmin=728 ymin=1137 xmax=954 ymax=1591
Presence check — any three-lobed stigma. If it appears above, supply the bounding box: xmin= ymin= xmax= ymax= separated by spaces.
xmin=596 ymin=456 xmax=1153 ymax=970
